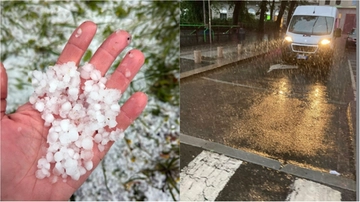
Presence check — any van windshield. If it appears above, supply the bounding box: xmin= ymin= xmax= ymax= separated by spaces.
xmin=288 ymin=15 xmax=334 ymax=35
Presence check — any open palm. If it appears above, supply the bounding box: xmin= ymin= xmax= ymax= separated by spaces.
xmin=0 ymin=21 xmax=147 ymax=200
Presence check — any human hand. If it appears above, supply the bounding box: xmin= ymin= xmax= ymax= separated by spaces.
xmin=0 ymin=21 xmax=147 ymax=200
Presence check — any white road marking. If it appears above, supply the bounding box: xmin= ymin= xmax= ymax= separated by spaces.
xmin=180 ymin=150 xmax=242 ymax=201
xmin=201 ymin=77 xmax=267 ymax=91
xmin=348 ymin=60 xmax=356 ymax=101
xmin=268 ymin=64 xmax=299 ymax=72
xmin=202 ymin=77 xmax=348 ymax=105
xmin=286 ymin=178 xmax=341 ymax=201
xmin=180 ymin=147 xmax=352 ymax=200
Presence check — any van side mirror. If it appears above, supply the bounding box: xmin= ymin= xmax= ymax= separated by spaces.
xmin=334 ymin=28 xmax=341 ymax=37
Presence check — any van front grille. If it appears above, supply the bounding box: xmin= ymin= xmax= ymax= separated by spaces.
xmin=291 ymin=44 xmax=318 ymax=53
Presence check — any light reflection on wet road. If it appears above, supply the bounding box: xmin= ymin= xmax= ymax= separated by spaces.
xmin=180 ymin=46 xmax=356 ymax=179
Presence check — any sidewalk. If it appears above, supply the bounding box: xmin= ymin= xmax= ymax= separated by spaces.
xmin=180 ymin=38 xmax=280 ymax=79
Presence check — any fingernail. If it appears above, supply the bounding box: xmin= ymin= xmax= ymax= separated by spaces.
xmin=116 ymin=30 xmax=131 ymax=45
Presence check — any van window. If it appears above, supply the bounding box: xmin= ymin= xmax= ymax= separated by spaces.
xmin=288 ymin=15 xmax=334 ymax=35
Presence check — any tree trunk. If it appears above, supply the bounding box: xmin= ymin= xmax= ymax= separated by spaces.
xmin=232 ymin=1 xmax=246 ymax=26
xmin=270 ymin=0 xmax=275 ymax=21
xmin=286 ymin=1 xmax=297 ymax=27
xmin=275 ymin=0 xmax=288 ymax=30
xmin=258 ymin=0 xmax=267 ymax=33
xmin=239 ymin=1 xmax=246 ymax=23
xmin=232 ymin=1 xmax=241 ymax=25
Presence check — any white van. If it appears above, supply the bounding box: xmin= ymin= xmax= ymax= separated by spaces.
xmin=281 ymin=6 xmax=341 ymax=67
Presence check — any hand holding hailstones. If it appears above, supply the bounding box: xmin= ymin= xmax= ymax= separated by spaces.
xmin=1 ymin=21 xmax=147 ymax=200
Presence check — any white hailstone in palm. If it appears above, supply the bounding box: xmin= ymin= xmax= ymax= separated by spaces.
xmin=54 ymin=151 xmax=64 ymax=162
xmin=60 ymin=119 xmax=70 ymax=131
xmin=31 ymin=61 xmax=124 ymax=182
xmin=73 ymin=153 xmax=80 ymax=160
xmin=61 ymin=101 xmax=72 ymax=112
xmin=48 ymin=80 xmax=59 ymax=93
xmin=90 ymin=69 xmax=101 ymax=81
xmin=81 ymin=137 xmax=93 ymax=150
xmin=110 ymin=104 xmax=120 ymax=112
xmin=101 ymin=138 xmax=109 ymax=146
xmin=46 ymin=152 xmax=54 ymax=163
xmin=80 ymin=70 xmax=90 ymax=80
xmin=83 ymin=80 xmax=94 ymax=93
xmin=48 ymin=131 xmax=59 ymax=143
xmin=35 ymin=101 xmax=45 ymax=112
xmin=79 ymin=166 xmax=86 ymax=175
xmin=59 ymin=134 xmax=72 ymax=146
xmin=84 ymin=160 xmax=93 ymax=171
xmin=35 ymin=170 xmax=46 ymax=179
xmin=98 ymin=144 xmax=105 ymax=152
xmin=44 ymin=113 xmax=55 ymax=125
xmin=54 ymin=162 xmax=63 ymax=173
xmin=37 ymin=158 xmax=50 ymax=169
xmin=81 ymin=62 xmax=94 ymax=72
xmin=89 ymin=91 xmax=99 ymax=101
xmin=108 ymin=119 xmax=117 ymax=128
xmin=93 ymin=133 xmax=102 ymax=144
xmin=68 ymin=128 xmax=79 ymax=142
xmin=48 ymin=142 xmax=61 ymax=153
xmin=29 ymin=95 xmax=37 ymax=104
xmin=80 ymin=150 xmax=93 ymax=161
xmin=68 ymin=88 xmax=79 ymax=101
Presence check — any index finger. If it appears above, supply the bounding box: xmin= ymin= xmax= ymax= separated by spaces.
xmin=57 ymin=21 xmax=97 ymax=65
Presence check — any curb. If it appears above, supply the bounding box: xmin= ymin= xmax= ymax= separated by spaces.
xmin=180 ymin=133 xmax=356 ymax=192
xmin=180 ymin=51 xmax=269 ymax=79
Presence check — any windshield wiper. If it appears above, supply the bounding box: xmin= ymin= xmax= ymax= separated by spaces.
xmin=311 ymin=17 xmax=319 ymax=35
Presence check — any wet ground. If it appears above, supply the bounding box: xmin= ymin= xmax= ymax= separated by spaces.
xmin=180 ymin=58 xmax=214 ymax=73
xmin=180 ymin=143 xmax=357 ymax=201
xmin=180 ymin=39 xmax=356 ymax=180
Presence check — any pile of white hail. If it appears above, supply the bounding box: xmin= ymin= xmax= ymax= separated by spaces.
xmin=30 ymin=61 xmax=124 ymax=182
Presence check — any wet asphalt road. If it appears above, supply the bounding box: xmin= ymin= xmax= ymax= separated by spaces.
xmin=180 ymin=39 xmax=356 ymax=180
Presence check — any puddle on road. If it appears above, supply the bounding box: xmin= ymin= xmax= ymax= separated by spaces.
xmin=268 ymin=64 xmax=298 ymax=73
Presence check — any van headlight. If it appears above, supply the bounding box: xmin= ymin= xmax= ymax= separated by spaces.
xmin=284 ymin=36 xmax=292 ymax=42
xmin=320 ymin=39 xmax=331 ymax=45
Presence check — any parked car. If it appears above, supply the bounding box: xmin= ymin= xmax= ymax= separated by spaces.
xmin=345 ymin=28 xmax=357 ymax=48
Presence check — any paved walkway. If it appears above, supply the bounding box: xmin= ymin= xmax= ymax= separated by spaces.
xmin=180 ymin=38 xmax=280 ymax=78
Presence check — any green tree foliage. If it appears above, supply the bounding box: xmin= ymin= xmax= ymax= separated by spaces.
xmin=1 ymin=1 xmax=179 ymax=200
xmin=129 ymin=1 xmax=180 ymax=105
xmin=180 ymin=1 xmax=206 ymax=24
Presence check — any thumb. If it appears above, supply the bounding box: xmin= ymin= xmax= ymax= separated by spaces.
xmin=1 ymin=62 xmax=8 ymax=119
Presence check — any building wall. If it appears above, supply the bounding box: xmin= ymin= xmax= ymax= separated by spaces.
xmin=318 ymin=0 xmax=357 ymax=33
xmin=338 ymin=8 xmax=357 ymax=33
xmin=211 ymin=2 xmax=284 ymax=20
xmin=318 ymin=0 xmax=357 ymax=7
xmin=211 ymin=2 xmax=233 ymax=19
